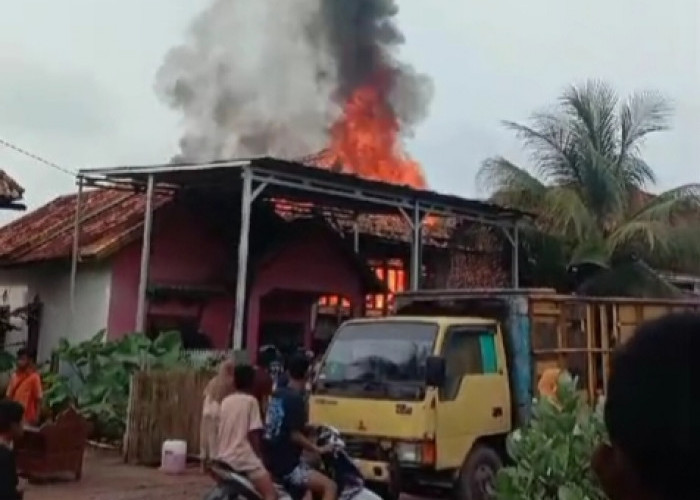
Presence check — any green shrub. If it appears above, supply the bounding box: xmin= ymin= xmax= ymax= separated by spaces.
xmin=43 ymin=330 xmax=194 ymax=441
xmin=495 ymin=373 xmax=607 ymax=500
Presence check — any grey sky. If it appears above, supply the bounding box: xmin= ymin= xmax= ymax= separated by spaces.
xmin=0 ymin=0 xmax=698 ymax=223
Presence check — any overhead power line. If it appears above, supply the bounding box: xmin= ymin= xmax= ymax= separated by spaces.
xmin=0 ymin=137 xmax=76 ymax=177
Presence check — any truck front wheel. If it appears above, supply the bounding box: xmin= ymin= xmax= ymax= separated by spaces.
xmin=455 ymin=444 xmax=503 ymax=500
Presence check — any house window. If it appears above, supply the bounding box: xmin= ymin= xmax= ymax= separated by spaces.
xmin=317 ymin=258 xmax=407 ymax=316
xmin=440 ymin=327 xmax=498 ymax=401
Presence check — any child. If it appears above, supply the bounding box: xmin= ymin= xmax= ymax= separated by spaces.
xmin=0 ymin=399 xmax=25 ymax=499
xmin=217 ymin=365 xmax=277 ymax=500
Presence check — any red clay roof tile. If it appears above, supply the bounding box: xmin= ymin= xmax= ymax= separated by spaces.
xmin=0 ymin=188 xmax=502 ymax=265
xmin=0 ymin=189 xmax=170 ymax=264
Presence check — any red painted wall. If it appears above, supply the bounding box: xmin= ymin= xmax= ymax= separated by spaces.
xmin=107 ymin=207 xmax=368 ymax=354
xmin=107 ymin=205 xmax=233 ymax=348
xmin=246 ymin=226 xmax=365 ymax=356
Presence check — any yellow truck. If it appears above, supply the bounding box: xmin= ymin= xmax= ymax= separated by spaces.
xmin=308 ymin=289 xmax=699 ymax=500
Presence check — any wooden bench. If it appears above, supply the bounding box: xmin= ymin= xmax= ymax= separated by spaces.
xmin=15 ymin=406 xmax=90 ymax=481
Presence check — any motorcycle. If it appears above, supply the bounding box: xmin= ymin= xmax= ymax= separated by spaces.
xmin=203 ymin=460 xmax=292 ymax=500
xmin=315 ymin=425 xmax=383 ymax=500
xmin=203 ymin=425 xmax=382 ymax=500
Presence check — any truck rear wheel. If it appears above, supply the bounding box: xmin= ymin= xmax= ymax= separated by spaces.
xmin=455 ymin=444 xmax=502 ymax=500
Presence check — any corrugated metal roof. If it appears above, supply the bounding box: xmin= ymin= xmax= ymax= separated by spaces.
xmin=80 ymin=157 xmax=530 ymax=224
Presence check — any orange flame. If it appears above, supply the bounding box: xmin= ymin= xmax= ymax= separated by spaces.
xmin=320 ymin=73 xmax=427 ymax=189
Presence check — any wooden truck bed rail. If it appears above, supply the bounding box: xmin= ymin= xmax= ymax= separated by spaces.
xmin=529 ymin=296 xmax=700 ymax=402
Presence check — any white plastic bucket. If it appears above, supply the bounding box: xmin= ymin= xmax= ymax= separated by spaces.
xmin=161 ymin=439 xmax=187 ymax=474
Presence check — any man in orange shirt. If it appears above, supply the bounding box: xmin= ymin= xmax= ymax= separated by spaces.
xmin=537 ymin=355 xmax=571 ymax=401
xmin=6 ymin=349 xmax=42 ymax=425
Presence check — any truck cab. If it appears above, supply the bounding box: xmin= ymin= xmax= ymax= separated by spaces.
xmin=309 ymin=315 xmax=513 ymax=499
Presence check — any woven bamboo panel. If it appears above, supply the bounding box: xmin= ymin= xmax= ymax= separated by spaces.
xmin=124 ymin=370 xmax=213 ymax=465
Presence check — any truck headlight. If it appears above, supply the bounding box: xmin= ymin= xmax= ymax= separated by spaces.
xmin=395 ymin=442 xmax=422 ymax=463
xmin=394 ymin=441 xmax=436 ymax=465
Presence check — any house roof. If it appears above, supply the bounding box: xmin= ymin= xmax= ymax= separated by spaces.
xmin=0 ymin=183 xmax=505 ymax=267
xmin=0 ymin=189 xmax=170 ymax=265
xmin=0 ymin=170 xmax=25 ymax=211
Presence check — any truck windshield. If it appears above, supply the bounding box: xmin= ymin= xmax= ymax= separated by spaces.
xmin=315 ymin=321 xmax=437 ymax=400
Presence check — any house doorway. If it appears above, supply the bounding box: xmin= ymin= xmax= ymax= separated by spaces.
xmin=259 ymin=321 xmax=304 ymax=359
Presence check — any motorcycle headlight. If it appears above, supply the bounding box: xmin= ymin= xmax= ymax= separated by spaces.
xmin=394 ymin=442 xmax=422 ymax=464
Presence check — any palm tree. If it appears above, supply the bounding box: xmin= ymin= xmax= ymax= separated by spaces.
xmin=478 ymin=80 xmax=700 ymax=293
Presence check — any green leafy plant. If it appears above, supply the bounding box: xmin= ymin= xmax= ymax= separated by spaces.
xmin=496 ymin=374 xmax=607 ymax=500
xmin=0 ymin=350 xmax=14 ymax=373
xmin=43 ymin=330 xmax=189 ymax=441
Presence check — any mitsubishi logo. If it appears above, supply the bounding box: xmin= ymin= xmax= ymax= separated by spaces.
xmin=358 ymin=420 xmax=366 ymax=431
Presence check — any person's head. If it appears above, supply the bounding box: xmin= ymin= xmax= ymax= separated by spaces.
xmin=234 ymin=364 xmax=256 ymax=394
xmin=16 ymin=348 xmax=34 ymax=370
xmin=205 ymin=359 xmax=235 ymax=403
xmin=592 ymin=312 xmax=698 ymax=500
xmin=0 ymin=399 xmax=24 ymax=440
xmin=286 ymin=353 xmax=310 ymax=384
xmin=258 ymin=345 xmax=279 ymax=370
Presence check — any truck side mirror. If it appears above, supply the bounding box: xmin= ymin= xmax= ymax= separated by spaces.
xmin=425 ymin=356 xmax=446 ymax=387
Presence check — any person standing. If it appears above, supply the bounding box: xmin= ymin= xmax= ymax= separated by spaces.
xmin=5 ymin=349 xmax=42 ymax=426
xmin=200 ymin=359 xmax=235 ymax=467
xmin=0 ymin=399 xmax=25 ymax=499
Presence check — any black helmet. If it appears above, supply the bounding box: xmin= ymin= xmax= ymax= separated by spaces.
xmin=258 ymin=344 xmax=281 ymax=368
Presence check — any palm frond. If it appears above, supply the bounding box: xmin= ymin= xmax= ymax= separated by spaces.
xmin=618 ymin=90 xmax=672 ymax=161
xmin=561 ymin=80 xmax=619 ymax=159
xmin=541 ymin=187 xmax=598 ymax=240
xmin=624 ymin=184 xmax=700 ymax=223
xmin=501 ymin=119 xmax=581 ymax=185
xmin=607 ymin=184 xmax=700 ymax=260
xmin=606 ymin=220 xmax=674 ymax=256
xmin=656 ymin=226 xmax=700 ymax=274
xmin=477 ymin=157 xmax=547 ymax=209
xmin=574 ymin=141 xmax=627 ymax=222
xmin=617 ymin=156 xmax=656 ymax=192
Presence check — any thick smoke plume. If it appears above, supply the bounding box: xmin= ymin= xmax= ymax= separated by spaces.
xmin=156 ymin=0 xmax=433 ymax=163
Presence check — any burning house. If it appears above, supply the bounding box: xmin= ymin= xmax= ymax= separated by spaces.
xmin=0 ymin=1 xmax=527 ymax=359
xmin=0 ymin=159 xmax=524 ymax=360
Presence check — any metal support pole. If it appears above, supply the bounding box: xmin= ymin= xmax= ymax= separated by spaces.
xmin=512 ymin=224 xmax=520 ymax=289
xmin=353 ymin=215 xmax=360 ymax=253
xmin=232 ymin=168 xmax=254 ymax=351
xmin=411 ymin=202 xmax=422 ymax=291
xmin=135 ymin=175 xmax=155 ymax=333
xmin=69 ymin=177 xmax=84 ymax=319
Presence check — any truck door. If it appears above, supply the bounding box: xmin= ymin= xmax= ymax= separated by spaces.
xmin=435 ymin=324 xmax=511 ymax=469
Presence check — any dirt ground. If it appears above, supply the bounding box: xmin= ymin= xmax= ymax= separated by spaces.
xmin=24 ymin=449 xmax=211 ymax=500
xmin=23 ymin=448 xmax=429 ymax=500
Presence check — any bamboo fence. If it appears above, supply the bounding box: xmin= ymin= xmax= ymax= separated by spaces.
xmin=123 ymin=370 xmax=213 ymax=465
